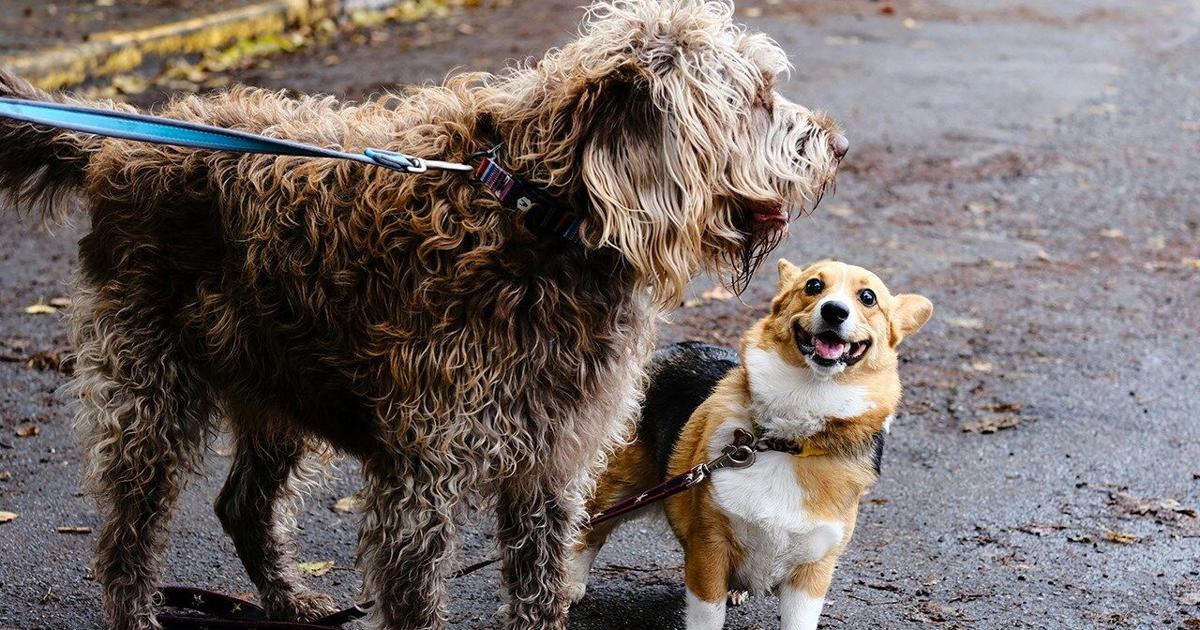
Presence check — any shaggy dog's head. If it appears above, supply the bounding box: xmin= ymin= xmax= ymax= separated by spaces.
xmin=496 ymin=0 xmax=844 ymax=304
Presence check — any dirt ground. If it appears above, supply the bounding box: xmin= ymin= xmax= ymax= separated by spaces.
xmin=2 ymin=1 xmax=1199 ymax=629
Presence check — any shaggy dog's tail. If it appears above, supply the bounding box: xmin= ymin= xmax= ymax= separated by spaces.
xmin=0 ymin=68 xmax=105 ymax=216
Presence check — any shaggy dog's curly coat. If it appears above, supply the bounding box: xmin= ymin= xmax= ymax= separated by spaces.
xmin=0 ymin=1 xmax=843 ymax=628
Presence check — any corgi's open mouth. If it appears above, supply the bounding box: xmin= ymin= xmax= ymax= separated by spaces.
xmin=794 ymin=324 xmax=870 ymax=367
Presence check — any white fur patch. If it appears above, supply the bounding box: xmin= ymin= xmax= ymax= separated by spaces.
xmin=567 ymin=546 xmax=599 ymax=603
xmin=686 ymin=589 xmax=727 ymax=630
xmin=779 ymin=585 xmax=825 ymax=630
xmin=707 ymin=444 xmax=844 ymax=592
xmin=743 ymin=347 xmax=873 ymax=441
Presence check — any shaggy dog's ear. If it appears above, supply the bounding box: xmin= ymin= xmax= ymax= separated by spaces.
xmin=509 ymin=1 xmax=760 ymax=303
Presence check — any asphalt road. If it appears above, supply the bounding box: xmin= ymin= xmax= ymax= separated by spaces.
xmin=2 ymin=1 xmax=1199 ymax=629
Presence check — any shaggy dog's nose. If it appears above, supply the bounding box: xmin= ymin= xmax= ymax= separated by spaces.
xmin=821 ymin=301 xmax=850 ymax=325
xmin=831 ymin=134 xmax=849 ymax=159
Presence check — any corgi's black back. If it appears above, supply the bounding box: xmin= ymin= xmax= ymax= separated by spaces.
xmin=638 ymin=341 xmax=740 ymax=478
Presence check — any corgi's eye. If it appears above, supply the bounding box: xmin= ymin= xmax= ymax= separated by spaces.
xmin=858 ymin=289 xmax=877 ymax=307
xmin=805 ymin=278 xmax=824 ymax=295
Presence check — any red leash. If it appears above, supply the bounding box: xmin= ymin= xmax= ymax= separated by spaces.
xmin=584 ymin=428 xmax=757 ymax=527
xmin=156 ymin=432 xmax=758 ymax=629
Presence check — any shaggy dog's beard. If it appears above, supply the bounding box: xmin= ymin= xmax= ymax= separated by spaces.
xmin=723 ymin=169 xmax=838 ymax=294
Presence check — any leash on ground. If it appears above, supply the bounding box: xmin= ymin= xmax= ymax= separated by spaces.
xmin=151 ymin=433 xmax=760 ymax=629
xmin=0 ymin=97 xmax=583 ymax=244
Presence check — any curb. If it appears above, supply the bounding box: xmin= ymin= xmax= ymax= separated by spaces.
xmin=0 ymin=0 xmax=443 ymax=91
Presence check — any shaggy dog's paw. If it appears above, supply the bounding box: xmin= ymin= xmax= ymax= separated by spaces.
xmin=566 ymin=580 xmax=588 ymax=604
xmin=262 ymin=586 xmax=339 ymax=622
xmin=727 ymin=590 xmax=750 ymax=607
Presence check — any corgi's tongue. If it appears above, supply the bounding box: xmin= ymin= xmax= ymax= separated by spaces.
xmin=814 ymin=337 xmax=846 ymax=360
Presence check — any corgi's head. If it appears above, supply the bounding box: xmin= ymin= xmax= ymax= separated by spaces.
xmin=758 ymin=259 xmax=933 ymax=380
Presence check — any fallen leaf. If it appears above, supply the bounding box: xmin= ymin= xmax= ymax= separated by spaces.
xmin=964 ymin=201 xmax=992 ymax=214
xmin=1110 ymin=492 xmax=1197 ymax=519
xmin=1066 ymin=533 xmax=1094 ymax=544
xmin=700 ymin=286 xmax=734 ymax=302
xmin=982 ymin=402 xmax=1022 ymax=414
xmin=1016 ymin=522 xmax=1067 ymax=537
xmin=1099 ymin=228 xmax=1125 ymax=239
xmin=1102 ymin=529 xmax=1138 ymax=544
xmin=902 ymin=17 xmax=919 ymax=28
xmin=825 ymin=203 xmax=855 ymax=218
xmin=683 ymin=298 xmax=703 ymax=308
xmin=824 ymin=35 xmax=863 ymax=46
xmin=15 ymin=424 xmax=39 ymax=438
xmin=56 ymin=526 xmax=92 ymax=534
xmin=0 ymin=471 xmax=10 ymax=481
xmin=24 ymin=303 xmax=57 ymax=315
xmin=868 ymin=497 xmax=889 ymax=506
xmin=742 ymin=6 xmax=762 ymax=17
xmin=961 ymin=416 xmax=1019 ymax=434
xmin=1084 ymin=103 xmax=1119 ymax=115
xmin=879 ymin=5 xmax=895 ymax=15
xmin=969 ymin=361 xmax=994 ymax=373
xmin=946 ymin=316 xmax=984 ymax=329
xmin=1183 ymin=258 xmax=1200 ymax=270
xmin=295 ymin=560 xmax=334 ymax=577
xmin=1181 ymin=121 xmax=1200 ymax=132
xmin=1182 ymin=618 xmax=1200 ymax=628
xmin=332 ymin=496 xmax=358 ymax=514
xmin=1181 ymin=592 xmax=1200 ymax=606
xmin=27 ymin=350 xmax=68 ymax=373
xmin=48 ymin=297 xmax=71 ymax=308
xmin=0 ymin=511 xmax=16 ymax=523
xmin=110 ymin=75 xmax=147 ymax=95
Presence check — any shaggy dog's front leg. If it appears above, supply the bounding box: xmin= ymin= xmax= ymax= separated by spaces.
xmin=358 ymin=452 xmax=468 ymax=630
xmin=495 ymin=477 xmax=582 ymax=630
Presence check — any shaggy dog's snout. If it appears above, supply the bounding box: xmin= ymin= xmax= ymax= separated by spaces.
xmin=831 ymin=133 xmax=850 ymax=159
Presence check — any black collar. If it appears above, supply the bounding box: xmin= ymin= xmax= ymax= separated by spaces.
xmin=472 ymin=148 xmax=582 ymax=245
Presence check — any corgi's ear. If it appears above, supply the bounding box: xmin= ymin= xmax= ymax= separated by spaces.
xmin=889 ymin=294 xmax=933 ymax=347
xmin=777 ymin=258 xmax=802 ymax=289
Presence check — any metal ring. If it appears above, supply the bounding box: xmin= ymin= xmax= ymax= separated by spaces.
xmin=725 ymin=445 xmax=756 ymax=467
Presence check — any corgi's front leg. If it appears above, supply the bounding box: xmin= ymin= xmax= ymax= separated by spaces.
xmin=780 ymin=558 xmax=836 ymax=630
xmin=683 ymin=536 xmax=731 ymax=630
xmin=686 ymin=588 xmax=728 ymax=630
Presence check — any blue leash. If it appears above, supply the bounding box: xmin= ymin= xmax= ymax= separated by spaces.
xmin=0 ymin=97 xmax=474 ymax=174
xmin=0 ymin=96 xmax=585 ymax=243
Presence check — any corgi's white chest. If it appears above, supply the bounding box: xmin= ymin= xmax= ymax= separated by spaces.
xmin=709 ymin=452 xmax=844 ymax=593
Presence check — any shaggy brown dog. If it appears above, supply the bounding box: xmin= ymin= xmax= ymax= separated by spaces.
xmin=0 ymin=2 xmax=844 ymax=629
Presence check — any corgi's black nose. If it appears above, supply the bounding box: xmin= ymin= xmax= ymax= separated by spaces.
xmin=821 ymin=301 xmax=850 ymax=325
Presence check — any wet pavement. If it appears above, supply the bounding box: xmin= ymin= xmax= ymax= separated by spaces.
xmin=2 ymin=1 xmax=1199 ymax=628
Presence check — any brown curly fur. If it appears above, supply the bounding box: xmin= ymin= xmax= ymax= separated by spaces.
xmin=0 ymin=2 xmax=843 ymax=629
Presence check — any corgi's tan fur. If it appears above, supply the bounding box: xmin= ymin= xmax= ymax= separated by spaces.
xmin=573 ymin=260 xmax=932 ymax=629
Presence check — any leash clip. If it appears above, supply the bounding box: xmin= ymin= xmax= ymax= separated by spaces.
xmin=364 ymin=148 xmax=428 ymax=173
xmin=707 ymin=442 xmax=757 ymax=473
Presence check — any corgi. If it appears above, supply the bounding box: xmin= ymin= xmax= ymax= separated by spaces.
xmin=571 ymin=259 xmax=933 ymax=630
